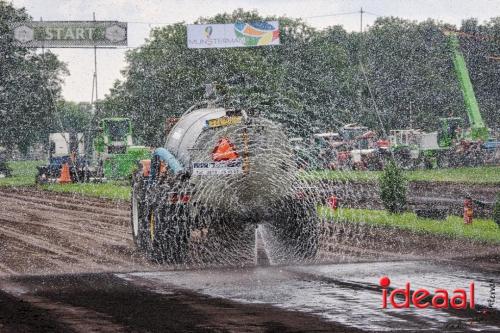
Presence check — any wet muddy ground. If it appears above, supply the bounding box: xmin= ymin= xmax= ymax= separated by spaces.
xmin=0 ymin=186 xmax=499 ymax=331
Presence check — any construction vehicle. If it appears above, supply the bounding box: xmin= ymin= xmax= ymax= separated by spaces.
xmin=383 ymin=31 xmax=497 ymax=168
xmin=440 ymin=31 xmax=489 ymax=146
xmin=94 ymin=117 xmax=150 ymax=180
xmin=130 ymin=104 xmax=320 ymax=264
xmin=433 ymin=31 xmax=496 ymax=167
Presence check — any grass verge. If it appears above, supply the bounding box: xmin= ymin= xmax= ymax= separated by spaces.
xmin=0 ymin=160 xmax=45 ymax=187
xmin=304 ymin=166 xmax=500 ymax=184
xmin=319 ymin=206 xmax=500 ymax=244
xmin=0 ymin=160 xmax=130 ymax=200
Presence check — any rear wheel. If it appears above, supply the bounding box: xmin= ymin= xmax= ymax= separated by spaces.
xmin=130 ymin=172 xmax=147 ymax=249
xmin=154 ymin=203 xmax=191 ymax=264
xmin=131 ymin=164 xmax=193 ymax=264
xmin=266 ymin=201 xmax=319 ymax=263
xmin=130 ymin=171 xmax=165 ymax=263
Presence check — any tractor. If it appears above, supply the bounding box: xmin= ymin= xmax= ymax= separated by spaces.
xmin=130 ymin=105 xmax=321 ymax=264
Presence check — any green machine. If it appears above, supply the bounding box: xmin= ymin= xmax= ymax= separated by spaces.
xmin=94 ymin=118 xmax=150 ymax=179
xmin=438 ymin=31 xmax=489 ymax=147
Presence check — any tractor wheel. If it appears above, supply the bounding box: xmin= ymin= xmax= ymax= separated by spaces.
xmin=130 ymin=171 xmax=147 ymax=249
xmin=130 ymin=172 xmax=167 ymax=262
xmin=140 ymin=205 xmax=165 ymax=262
xmin=153 ymin=203 xmax=191 ymax=264
xmin=266 ymin=201 xmax=319 ymax=262
xmin=204 ymin=215 xmax=256 ymax=266
xmin=131 ymin=170 xmax=191 ymax=264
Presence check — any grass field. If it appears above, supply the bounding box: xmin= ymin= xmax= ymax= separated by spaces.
xmin=0 ymin=160 xmax=130 ymax=200
xmin=0 ymin=160 xmax=45 ymax=187
xmin=319 ymin=206 xmax=500 ymax=244
xmin=304 ymin=166 xmax=500 ymax=184
xmin=2 ymin=161 xmax=498 ymax=202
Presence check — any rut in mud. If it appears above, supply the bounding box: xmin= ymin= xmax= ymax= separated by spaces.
xmin=0 ymin=187 xmax=153 ymax=275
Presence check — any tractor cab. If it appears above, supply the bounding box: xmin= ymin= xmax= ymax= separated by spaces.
xmin=438 ymin=117 xmax=464 ymax=147
xmin=98 ymin=118 xmax=133 ymax=155
xmin=340 ymin=124 xmax=370 ymax=149
xmin=94 ymin=117 xmax=150 ymax=180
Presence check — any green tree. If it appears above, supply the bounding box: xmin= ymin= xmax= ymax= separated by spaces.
xmin=359 ymin=18 xmax=464 ymax=132
xmin=103 ymin=9 xmax=354 ymax=144
xmin=103 ymin=9 xmax=500 ymax=146
xmin=379 ymin=160 xmax=408 ymax=213
xmin=51 ymin=101 xmax=93 ymax=133
xmin=0 ymin=1 xmax=67 ymax=153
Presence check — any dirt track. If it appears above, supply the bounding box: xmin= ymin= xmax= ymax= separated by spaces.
xmin=0 ymin=187 xmax=499 ymax=332
xmin=0 ymin=272 xmax=362 ymax=333
xmin=1 ymin=186 xmax=499 ymax=275
xmin=0 ymin=187 xmax=152 ymax=276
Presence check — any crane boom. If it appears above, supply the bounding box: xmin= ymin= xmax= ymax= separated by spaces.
xmin=447 ymin=32 xmax=489 ymax=141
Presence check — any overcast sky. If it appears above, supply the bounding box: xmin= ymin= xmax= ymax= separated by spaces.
xmin=11 ymin=0 xmax=500 ymax=102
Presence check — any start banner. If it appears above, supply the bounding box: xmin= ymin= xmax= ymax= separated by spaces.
xmin=10 ymin=21 xmax=127 ymax=48
xmin=187 ymin=21 xmax=280 ymax=49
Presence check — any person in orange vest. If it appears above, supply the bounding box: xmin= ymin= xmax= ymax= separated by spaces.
xmin=464 ymin=197 xmax=473 ymax=225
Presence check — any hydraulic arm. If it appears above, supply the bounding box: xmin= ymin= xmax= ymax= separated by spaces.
xmin=446 ymin=32 xmax=489 ymax=141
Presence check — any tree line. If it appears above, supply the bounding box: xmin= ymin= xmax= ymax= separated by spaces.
xmin=1 ymin=3 xmax=499 ymax=151
xmin=103 ymin=9 xmax=500 ymax=146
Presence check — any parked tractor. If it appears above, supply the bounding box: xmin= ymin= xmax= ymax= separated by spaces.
xmin=94 ymin=118 xmax=150 ymax=180
xmin=36 ymin=117 xmax=150 ymax=183
xmin=131 ymin=105 xmax=320 ymax=264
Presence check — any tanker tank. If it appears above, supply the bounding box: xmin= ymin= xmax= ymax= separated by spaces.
xmin=130 ymin=106 xmax=321 ymax=264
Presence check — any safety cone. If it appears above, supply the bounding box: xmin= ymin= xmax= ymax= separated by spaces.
xmin=57 ymin=163 xmax=72 ymax=184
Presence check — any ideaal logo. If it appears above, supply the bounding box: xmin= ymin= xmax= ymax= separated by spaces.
xmin=380 ymin=276 xmax=475 ymax=309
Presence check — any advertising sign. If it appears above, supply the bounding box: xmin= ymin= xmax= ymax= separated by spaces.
xmin=192 ymin=159 xmax=243 ymax=176
xmin=187 ymin=21 xmax=280 ymax=49
xmin=11 ymin=21 xmax=127 ymax=48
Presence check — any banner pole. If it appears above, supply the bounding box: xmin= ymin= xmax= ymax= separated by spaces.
xmin=93 ymin=12 xmax=98 ymax=102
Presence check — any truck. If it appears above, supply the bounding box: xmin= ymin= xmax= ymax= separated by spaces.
xmin=130 ymin=105 xmax=320 ymax=264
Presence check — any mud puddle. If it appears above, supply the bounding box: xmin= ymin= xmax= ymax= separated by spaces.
xmin=121 ymin=261 xmax=500 ymax=331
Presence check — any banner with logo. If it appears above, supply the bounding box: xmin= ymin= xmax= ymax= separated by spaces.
xmin=10 ymin=21 xmax=127 ymax=48
xmin=187 ymin=21 xmax=280 ymax=49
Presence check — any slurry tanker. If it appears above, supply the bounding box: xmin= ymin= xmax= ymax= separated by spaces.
xmin=130 ymin=104 xmax=320 ymax=263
